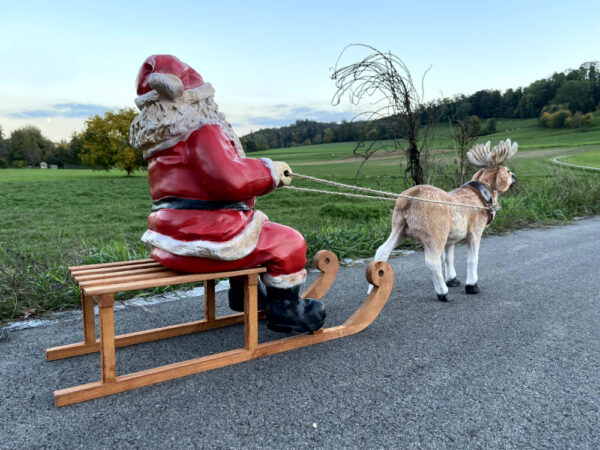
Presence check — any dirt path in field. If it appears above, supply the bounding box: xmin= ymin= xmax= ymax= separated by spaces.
xmin=292 ymin=151 xmax=403 ymax=165
xmin=293 ymin=146 xmax=591 ymax=166
xmin=550 ymin=155 xmax=600 ymax=170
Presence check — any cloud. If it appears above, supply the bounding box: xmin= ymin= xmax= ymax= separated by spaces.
xmin=10 ymin=103 xmax=110 ymax=119
xmin=246 ymin=105 xmax=355 ymax=129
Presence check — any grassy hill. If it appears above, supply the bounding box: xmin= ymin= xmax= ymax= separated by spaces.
xmin=249 ymin=112 xmax=600 ymax=164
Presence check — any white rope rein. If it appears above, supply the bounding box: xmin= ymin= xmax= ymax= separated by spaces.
xmin=283 ymin=186 xmax=402 ymax=202
xmin=283 ymin=172 xmax=498 ymax=212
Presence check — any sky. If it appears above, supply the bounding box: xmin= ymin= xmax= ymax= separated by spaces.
xmin=1 ymin=0 xmax=599 ymax=142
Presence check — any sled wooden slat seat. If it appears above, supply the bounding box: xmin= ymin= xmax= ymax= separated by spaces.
xmin=68 ymin=258 xmax=160 ymax=271
xmin=46 ymin=250 xmax=394 ymax=407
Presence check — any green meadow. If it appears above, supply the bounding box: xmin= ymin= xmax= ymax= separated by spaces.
xmin=1 ymin=116 xmax=600 ymax=322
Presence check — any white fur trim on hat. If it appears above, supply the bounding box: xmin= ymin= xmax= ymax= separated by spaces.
xmin=262 ymin=269 xmax=307 ymax=289
xmin=141 ymin=210 xmax=268 ymax=260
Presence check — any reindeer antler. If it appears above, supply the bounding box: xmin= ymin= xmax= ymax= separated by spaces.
xmin=490 ymin=139 xmax=518 ymax=166
xmin=467 ymin=139 xmax=518 ymax=168
xmin=467 ymin=141 xmax=492 ymax=168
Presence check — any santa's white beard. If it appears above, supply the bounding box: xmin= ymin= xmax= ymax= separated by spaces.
xmin=130 ymin=83 xmax=245 ymax=159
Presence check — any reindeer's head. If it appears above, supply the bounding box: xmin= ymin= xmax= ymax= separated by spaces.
xmin=468 ymin=139 xmax=518 ymax=195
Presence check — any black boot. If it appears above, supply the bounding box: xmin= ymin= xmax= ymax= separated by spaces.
xmin=228 ymin=278 xmax=268 ymax=312
xmin=265 ymin=286 xmax=326 ymax=333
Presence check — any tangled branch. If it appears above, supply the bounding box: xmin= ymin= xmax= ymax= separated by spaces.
xmin=331 ymin=44 xmax=435 ymax=186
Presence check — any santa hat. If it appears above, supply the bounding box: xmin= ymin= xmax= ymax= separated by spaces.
xmin=135 ymin=55 xmax=204 ymax=99
xmin=130 ymin=54 xmax=246 ymax=159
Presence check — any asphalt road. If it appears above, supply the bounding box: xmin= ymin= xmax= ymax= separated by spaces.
xmin=1 ymin=217 xmax=599 ymax=449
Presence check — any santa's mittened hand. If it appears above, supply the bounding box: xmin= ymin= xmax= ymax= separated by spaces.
xmin=274 ymin=161 xmax=293 ymax=187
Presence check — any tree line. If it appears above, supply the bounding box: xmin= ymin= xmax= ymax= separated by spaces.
xmin=1 ymin=61 xmax=597 ymax=170
xmin=0 ymin=125 xmax=81 ymax=169
xmin=242 ymin=61 xmax=599 ymax=151
xmin=0 ymin=108 xmax=144 ymax=174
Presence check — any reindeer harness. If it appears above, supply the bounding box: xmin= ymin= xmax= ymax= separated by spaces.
xmin=461 ymin=181 xmax=495 ymax=225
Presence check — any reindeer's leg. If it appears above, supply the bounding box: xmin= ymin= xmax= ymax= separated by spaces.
xmin=424 ymin=246 xmax=451 ymax=302
xmin=444 ymin=243 xmax=460 ymax=287
xmin=370 ymin=221 xmax=406 ymax=294
xmin=374 ymin=227 xmax=406 ymax=263
xmin=465 ymin=234 xmax=481 ymax=294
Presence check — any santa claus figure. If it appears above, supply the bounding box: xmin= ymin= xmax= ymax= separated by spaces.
xmin=129 ymin=55 xmax=325 ymax=333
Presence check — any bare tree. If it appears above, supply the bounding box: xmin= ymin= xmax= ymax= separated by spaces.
xmin=331 ymin=44 xmax=437 ymax=186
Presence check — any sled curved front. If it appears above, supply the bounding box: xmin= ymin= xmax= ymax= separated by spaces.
xmin=301 ymin=250 xmax=339 ymax=300
xmin=48 ymin=254 xmax=394 ymax=406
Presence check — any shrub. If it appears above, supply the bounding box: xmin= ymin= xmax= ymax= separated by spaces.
xmin=538 ymin=112 xmax=553 ymax=128
xmin=468 ymin=115 xmax=481 ymax=133
xmin=538 ymin=109 xmax=574 ymax=129
xmin=0 ymin=157 xmax=8 ymax=168
xmin=480 ymin=118 xmax=497 ymax=135
xmin=566 ymin=111 xmax=593 ymax=129
xmin=569 ymin=111 xmax=583 ymax=128
xmin=553 ymin=109 xmax=572 ymax=128
xmin=541 ymin=103 xmax=569 ymax=114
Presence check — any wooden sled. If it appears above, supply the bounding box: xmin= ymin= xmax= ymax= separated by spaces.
xmin=46 ymin=250 xmax=393 ymax=407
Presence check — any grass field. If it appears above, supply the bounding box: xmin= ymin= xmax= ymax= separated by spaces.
xmin=1 ymin=117 xmax=600 ymax=323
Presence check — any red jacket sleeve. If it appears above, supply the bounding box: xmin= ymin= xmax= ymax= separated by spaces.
xmin=185 ymin=125 xmax=276 ymax=201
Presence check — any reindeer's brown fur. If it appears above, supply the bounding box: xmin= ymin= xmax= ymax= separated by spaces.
xmin=374 ymin=165 xmax=515 ymax=300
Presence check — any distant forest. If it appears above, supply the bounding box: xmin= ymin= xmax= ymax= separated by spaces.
xmin=240 ymin=61 xmax=600 ymax=152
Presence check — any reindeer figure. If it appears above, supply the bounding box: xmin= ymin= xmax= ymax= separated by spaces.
xmin=373 ymin=139 xmax=518 ymax=301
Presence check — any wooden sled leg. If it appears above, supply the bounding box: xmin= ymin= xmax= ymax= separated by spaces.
xmin=204 ymin=279 xmax=215 ymax=322
xmin=301 ymin=250 xmax=339 ymax=300
xmin=82 ymin=291 xmax=96 ymax=344
xmin=243 ymin=273 xmax=259 ymax=350
xmin=99 ymin=304 xmax=116 ymax=384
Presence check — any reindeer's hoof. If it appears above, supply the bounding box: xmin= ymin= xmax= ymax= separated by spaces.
xmin=437 ymin=293 xmax=453 ymax=302
xmin=465 ymin=283 xmax=480 ymax=294
xmin=446 ymin=278 xmax=461 ymax=287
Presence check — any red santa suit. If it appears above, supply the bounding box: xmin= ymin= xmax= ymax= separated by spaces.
xmin=130 ymin=55 xmax=307 ymax=288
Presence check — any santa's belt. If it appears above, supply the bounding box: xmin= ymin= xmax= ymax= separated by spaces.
xmin=152 ymin=197 xmax=251 ymax=212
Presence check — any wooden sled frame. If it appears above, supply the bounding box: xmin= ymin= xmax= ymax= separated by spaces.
xmin=46 ymin=250 xmax=393 ymax=407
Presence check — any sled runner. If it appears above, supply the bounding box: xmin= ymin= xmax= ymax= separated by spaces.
xmin=46 ymin=250 xmax=393 ymax=406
